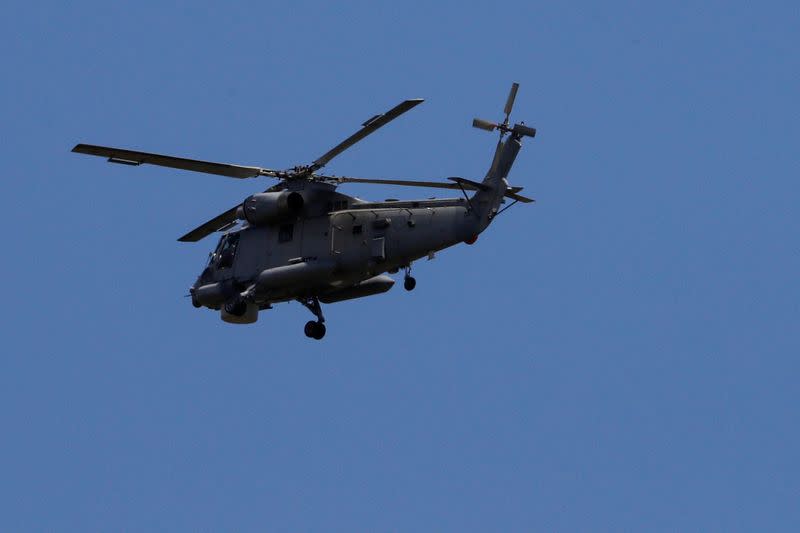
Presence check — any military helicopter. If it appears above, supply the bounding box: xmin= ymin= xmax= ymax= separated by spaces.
xmin=72 ymin=83 xmax=536 ymax=339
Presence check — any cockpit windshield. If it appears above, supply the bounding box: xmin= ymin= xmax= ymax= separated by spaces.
xmin=207 ymin=236 xmax=225 ymax=266
xmin=208 ymin=232 xmax=240 ymax=270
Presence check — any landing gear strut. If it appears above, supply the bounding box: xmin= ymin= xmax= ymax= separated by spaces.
xmin=403 ymin=266 xmax=416 ymax=291
xmin=298 ymin=296 xmax=326 ymax=340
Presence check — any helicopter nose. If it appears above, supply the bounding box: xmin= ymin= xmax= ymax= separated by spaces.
xmin=188 ymin=287 xmax=202 ymax=308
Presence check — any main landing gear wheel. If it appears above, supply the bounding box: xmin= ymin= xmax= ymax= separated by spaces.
xmin=402 ymin=265 xmax=416 ymax=291
xmin=304 ymin=320 xmax=326 ymax=339
xmin=298 ymin=296 xmax=327 ymax=340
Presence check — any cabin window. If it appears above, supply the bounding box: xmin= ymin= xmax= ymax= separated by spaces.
xmin=352 ymin=224 xmax=363 ymax=235
xmin=278 ymin=224 xmax=294 ymax=243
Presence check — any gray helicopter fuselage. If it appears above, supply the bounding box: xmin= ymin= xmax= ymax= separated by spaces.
xmin=192 ymin=180 xmax=484 ymax=315
xmin=73 ymin=82 xmax=534 ymax=337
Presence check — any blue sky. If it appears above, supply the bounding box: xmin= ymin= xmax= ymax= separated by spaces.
xmin=2 ymin=1 xmax=798 ymax=530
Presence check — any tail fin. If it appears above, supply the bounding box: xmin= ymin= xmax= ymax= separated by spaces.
xmin=470 ymin=83 xmax=536 ymax=223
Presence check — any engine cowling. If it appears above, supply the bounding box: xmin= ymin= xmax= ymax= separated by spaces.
xmin=239 ymin=191 xmax=304 ymax=225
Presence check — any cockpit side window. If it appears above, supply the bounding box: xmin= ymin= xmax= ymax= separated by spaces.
xmin=216 ymin=233 xmax=240 ymax=269
xmin=208 ymin=236 xmax=226 ymax=266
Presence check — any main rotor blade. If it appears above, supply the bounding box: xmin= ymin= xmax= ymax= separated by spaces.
xmin=178 ymin=205 xmax=240 ymax=242
xmin=72 ymin=144 xmax=276 ymax=179
xmin=330 ymin=176 xmax=468 ymax=191
xmin=311 ymin=99 xmax=424 ymax=170
xmin=331 ymin=176 xmax=533 ymax=203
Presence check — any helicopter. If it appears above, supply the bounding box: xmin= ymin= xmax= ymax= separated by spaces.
xmin=72 ymin=83 xmax=536 ymax=339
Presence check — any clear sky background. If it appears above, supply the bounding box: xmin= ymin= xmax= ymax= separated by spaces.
xmin=2 ymin=1 xmax=798 ymax=531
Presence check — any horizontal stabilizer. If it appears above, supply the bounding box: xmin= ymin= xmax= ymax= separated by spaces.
xmin=448 ymin=177 xmax=490 ymax=191
xmin=504 ymin=190 xmax=534 ymax=203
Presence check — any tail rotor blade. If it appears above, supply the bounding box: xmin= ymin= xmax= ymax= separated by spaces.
xmin=472 ymin=118 xmax=497 ymax=132
xmin=503 ymin=82 xmax=519 ymax=122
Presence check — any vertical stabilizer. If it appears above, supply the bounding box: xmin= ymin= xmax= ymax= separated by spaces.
xmin=470 ymin=83 xmax=535 ymax=227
